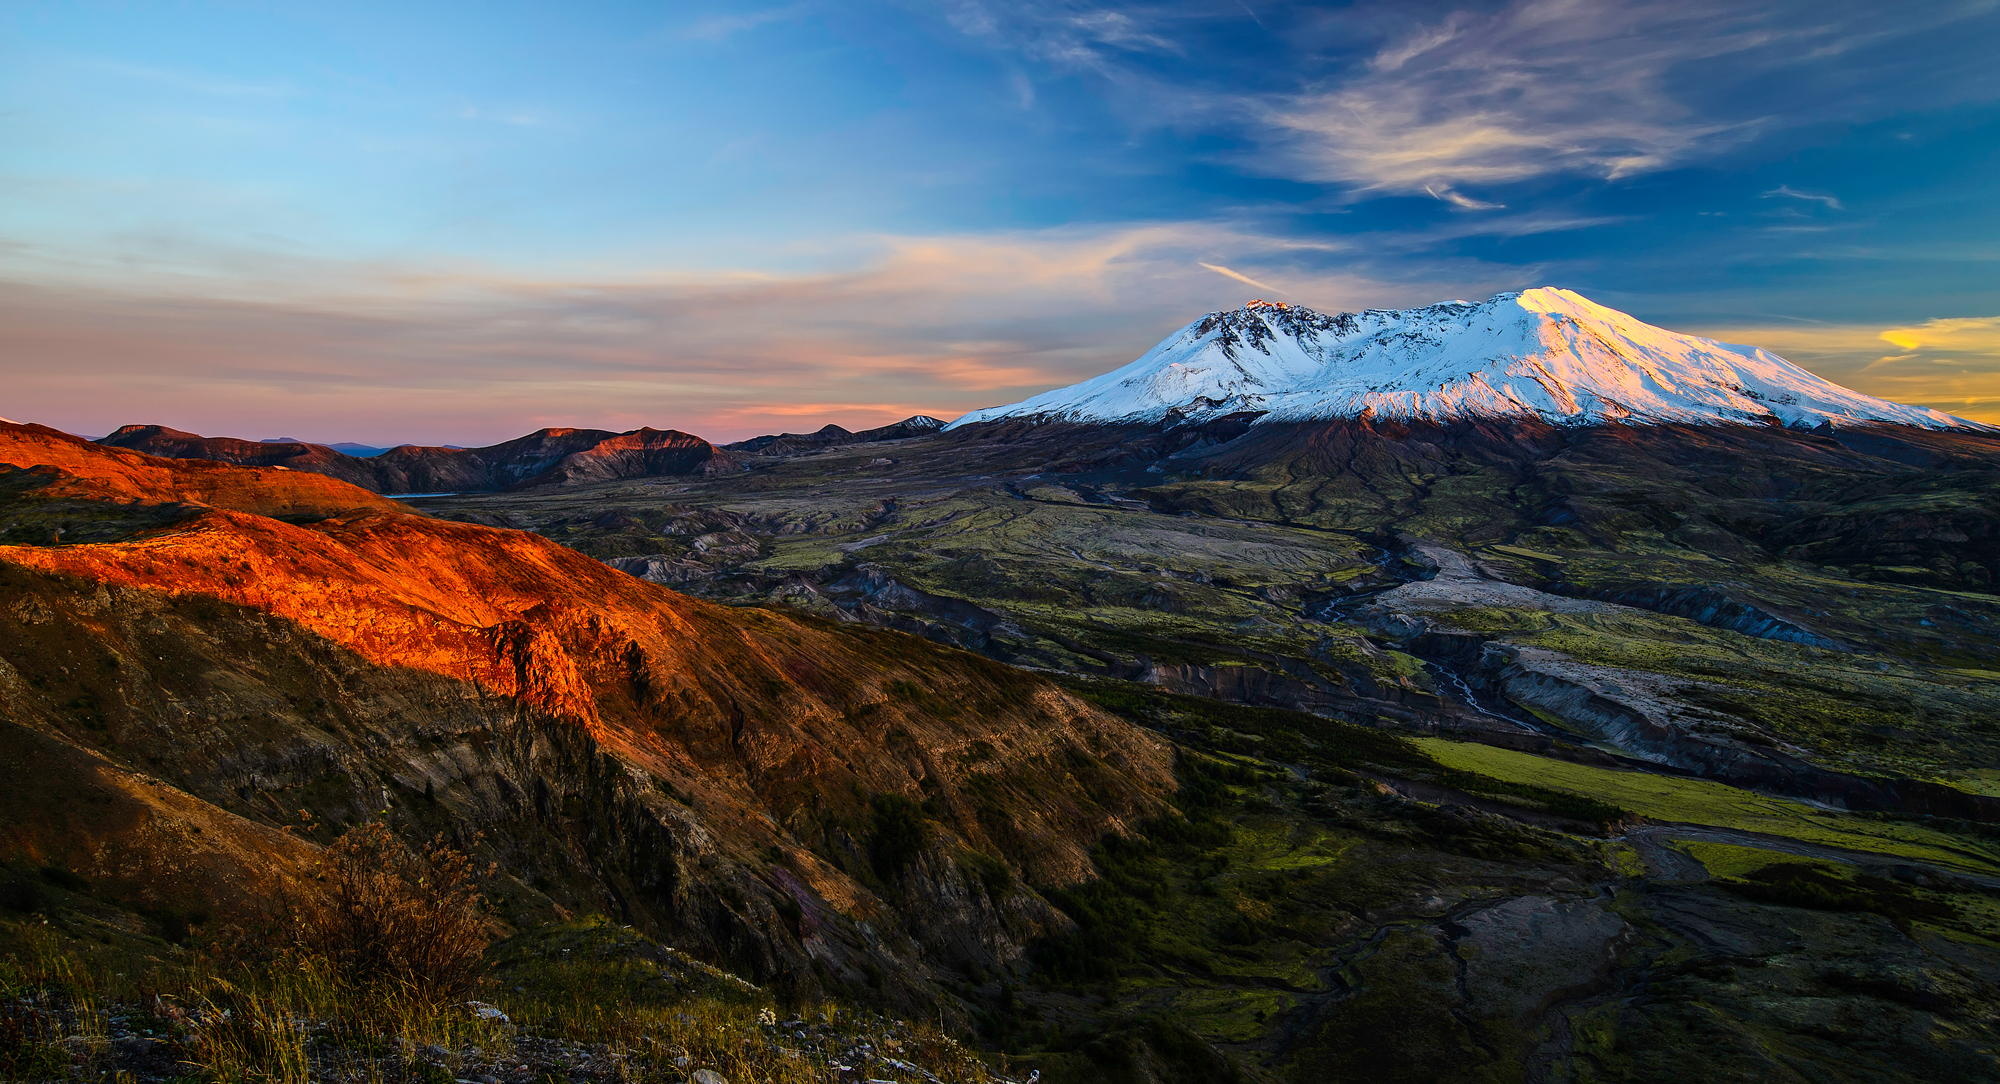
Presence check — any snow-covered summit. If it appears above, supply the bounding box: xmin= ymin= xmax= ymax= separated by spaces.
xmin=948 ymin=288 xmax=1976 ymax=431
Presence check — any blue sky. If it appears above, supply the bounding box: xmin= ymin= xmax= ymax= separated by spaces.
xmin=3 ymin=0 xmax=1999 ymax=442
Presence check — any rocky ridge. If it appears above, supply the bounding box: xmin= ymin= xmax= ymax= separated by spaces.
xmin=97 ymin=424 xmax=742 ymax=494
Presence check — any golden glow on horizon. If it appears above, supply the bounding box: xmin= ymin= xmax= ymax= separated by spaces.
xmin=1702 ymin=316 xmax=2000 ymax=425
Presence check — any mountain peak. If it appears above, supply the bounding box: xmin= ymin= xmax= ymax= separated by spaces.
xmin=106 ymin=423 xmax=200 ymax=440
xmin=950 ymin=289 xmax=1977 ymax=432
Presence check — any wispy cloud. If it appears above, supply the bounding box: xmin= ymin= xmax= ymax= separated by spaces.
xmin=678 ymin=3 xmax=809 ymax=42
xmin=1762 ymin=184 xmax=1844 ymax=210
xmin=456 ymin=105 xmax=555 ymax=128
xmin=934 ymin=0 xmax=1185 ymax=73
xmin=933 ymin=0 xmax=2000 ymax=207
xmin=74 ymin=58 xmax=295 ymax=99
xmin=1878 ymin=314 xmax=2000 ymax=354
xmin=1197 ymin=261 xmax=1280 ymax=293
xmin=1253 ymin=2 xmax=1787 ymax=201
xmin=1424 ymin=185 xmax=1506 ymax=212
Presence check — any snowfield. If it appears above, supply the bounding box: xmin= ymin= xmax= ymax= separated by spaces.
xmin=949 ymin=288 xmax=1976 ymax=431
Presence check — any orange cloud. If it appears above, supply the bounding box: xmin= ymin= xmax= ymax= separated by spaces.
xmin=1877 ymin=316 xmax=2000 ymax=355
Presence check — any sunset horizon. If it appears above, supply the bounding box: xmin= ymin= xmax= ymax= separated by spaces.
xmin=6 ymin=1 xmax=1999 ymax=444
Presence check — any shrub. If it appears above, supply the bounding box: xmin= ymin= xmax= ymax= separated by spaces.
xmin=279 ymin=822 xmax=493 ymax=1006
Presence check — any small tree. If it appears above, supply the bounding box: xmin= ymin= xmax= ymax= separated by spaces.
xmin=283 ymin=822 xmax=493 ymax=1007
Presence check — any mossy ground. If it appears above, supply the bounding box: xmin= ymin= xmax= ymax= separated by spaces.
xmin=1004 ymin=688 xmax=2000 ymax=1082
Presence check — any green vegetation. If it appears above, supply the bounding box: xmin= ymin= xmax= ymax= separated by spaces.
xmin=1069 ymin=680 xmax=1626 ymax=831
xmin=1422 ymin=601 xmax=2000 ymax=779
xmin=1673 ymin=840 xmax=2000 ymax=946
xmin=1943 ymin=769 xmax=2000 ymax=797
xmin=1003 ymin=703 xmax=1609 ymax=1078
xmin=0 ymin=917 xmax=1010 ymax=1084
xmin=1416 ymin=739 xmax=2000 ymax=875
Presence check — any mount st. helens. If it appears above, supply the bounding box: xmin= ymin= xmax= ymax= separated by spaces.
xmin=952 ymin=287 xmax=1976 ymax=431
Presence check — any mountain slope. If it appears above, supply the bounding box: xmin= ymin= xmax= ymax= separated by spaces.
xmin=99 ymin=424 xmax=742 ymax=493
xmin=415 ymin=411 xmax=2000 ymax=1081
xmin=951 ymin=288 xmax=1974 ymax=430
xmin=0 ymin=423 xmax=1172 ymax=1011
xmin=452 ymin=407 xmax=2000 ymax=801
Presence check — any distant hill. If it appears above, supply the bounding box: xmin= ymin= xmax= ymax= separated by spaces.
xmin=98 ymin=424 xmax=741 ymax=493
xmin=264 ymin=436 xmax=396 ymax=457
xmin=728 ymin=414 xmax=945 ymax=456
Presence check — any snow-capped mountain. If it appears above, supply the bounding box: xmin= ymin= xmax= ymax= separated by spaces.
xmin=949 ymin=288 xmax=1975 ymax=431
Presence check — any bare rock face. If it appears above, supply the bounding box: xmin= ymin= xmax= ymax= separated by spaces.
xmin=517 ymin=427 xmax=744 ymax=487
xmin=1452 ymin=895 xmax=1630 ymax=1021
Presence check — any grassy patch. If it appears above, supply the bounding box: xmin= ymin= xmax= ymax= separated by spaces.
xmin=1940 ymin=769 xmax=2000 ymax=797
xmin=1674 ymin=840 xmax=2000 ymax=946
xmin=1415 ymin=739 xmax=2000 ymax=875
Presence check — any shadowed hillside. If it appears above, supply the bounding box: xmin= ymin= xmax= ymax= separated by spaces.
xmin=0 ymin=422 xmax=1173 ymax=1019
